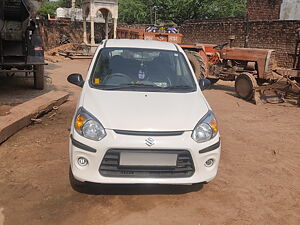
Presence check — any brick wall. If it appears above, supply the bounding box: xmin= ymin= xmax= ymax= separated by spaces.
xmin=39 ymin=20 xmax=106 ymax=50
xmin=180 ymin=19 xmax=300 ymax=68
xmin=247 ymin=0 xmax=283 ymax=21
xmin=118 ymin=23 xmax=149 ymax=30
xmin=39 ymin=21 xmax=149 ymax=50
xmin=40 ymin=18 xmax=300 ymax=68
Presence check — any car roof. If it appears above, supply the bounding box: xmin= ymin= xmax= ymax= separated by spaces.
xmin=105 ymin=39 xmax=178 ymax=51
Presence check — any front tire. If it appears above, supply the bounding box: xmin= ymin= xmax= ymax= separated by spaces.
xmin=69 ymin=167 xmax=87 ymax=191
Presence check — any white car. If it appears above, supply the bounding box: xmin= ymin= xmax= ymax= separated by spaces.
xmin=67 ymin=39 xmax=221 ymax=190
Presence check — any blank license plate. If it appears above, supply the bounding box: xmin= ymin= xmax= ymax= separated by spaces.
xmin=119 ymin=152 xmax=177 ymax=167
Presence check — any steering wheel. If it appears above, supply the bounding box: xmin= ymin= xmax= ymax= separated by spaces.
xmin=213 ymin=42 xmax=229 ymax=50
xmin=145 ymin=75 xmax=172 ymax=87
xmin=164 ymin=76 xmax=173 ymax=87
xmin=102 ymin=73 xmax=132 ymax=85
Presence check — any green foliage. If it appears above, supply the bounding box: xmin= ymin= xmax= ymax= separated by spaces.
xmin=59 ymin=0 xmax=83 ymax=8
xmin=39 ymin=0 xmax=246 ymax=24
xmin=198 ymin=0 xmax=247 ymax=19
xmin=39 ymin=0 xmax=83 ymax=18
xmin=119 ymin=0 xmax=247 ymax=25
xmin=59 ymin=0 xmax=71 ymax=8
xmin=39 ymin=0 xmax=62 ymax=18
xmin=75 ymin=0 xmax=83 ymax=8
xmin=118 ymin=0 xmax=149 ymax=24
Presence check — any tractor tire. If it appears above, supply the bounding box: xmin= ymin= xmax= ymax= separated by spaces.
xmin=34 ymin=65 xmax=44 ymax=90
xmin=185 ymin=50 xmax=205 ymax=80
xmin=235 ymin=73 xmax=258 ymax=101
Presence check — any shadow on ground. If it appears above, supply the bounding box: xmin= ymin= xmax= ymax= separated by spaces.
xmin=74 ymin=183 xmax=204 ymax=196
xmin=0 ymin=64 xmax=57 ymax=105
xmin=210 ymin=83 xmax=235 ymax=93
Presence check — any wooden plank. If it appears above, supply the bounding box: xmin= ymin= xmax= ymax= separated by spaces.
xmin=0 ymin=91 xmax=69 ymax=144
xmin=0 ymin=70 xmax=34 ymax=73
xmin=68 ymin=56 xmax=93 ymax=59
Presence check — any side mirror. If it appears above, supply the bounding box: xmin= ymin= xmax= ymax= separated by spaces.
xmin=67 ymin=73 xmax=84 ymax=87
xmin=199 ymin=78 xmax=211 ymax=91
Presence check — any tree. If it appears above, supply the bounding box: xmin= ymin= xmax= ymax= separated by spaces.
xmin=39 ymin=0 xmax=83 ymax=18
xmin=39 ymin=0 xmax=62 ymax=18
xmin=119 ymin=0 xmax=247 ymax=25
xmin=118 ymin=0 xmax=150 ymax=24
xmin=196 ymin=0 xmax=246 ymax=19
xmin=150 ymin=0 xmax=201 ymax=24
xmin=57 ymin=0 xmax=82 ymax=8
xmin=59 ymin=0 xmax=71 ymax=8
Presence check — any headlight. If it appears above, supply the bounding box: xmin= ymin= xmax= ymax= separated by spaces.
xmin=192 ymin=110 xmax=218 ymax=143
xmin=74 ymin=107 xmax=106 ymax=141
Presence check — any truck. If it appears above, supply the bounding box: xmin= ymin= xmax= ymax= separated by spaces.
xmin=0 ymin=0 xmax=45 ymax=89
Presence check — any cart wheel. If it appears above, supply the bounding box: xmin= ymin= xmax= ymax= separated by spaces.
xmin=34 ymin=65 xmax=44 ymax=90
xmin=235 ymin=73 xmax=257 ymax=100
xmin=185 ymin=50 xmax=206 ymax=80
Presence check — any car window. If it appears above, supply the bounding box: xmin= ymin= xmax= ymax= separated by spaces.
xmin=90 ymin=48 xmax=196 ymax=92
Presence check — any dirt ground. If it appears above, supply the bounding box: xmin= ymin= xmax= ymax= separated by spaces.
xmin=0 ymin=59 xmax=299 ymax=225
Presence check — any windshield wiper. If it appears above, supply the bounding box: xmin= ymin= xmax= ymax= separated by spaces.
xmin=101 ymin=83 xmax=160 ymax=90
xmin=164 ymin=85 xmax=194 ymax=90
xmin=99 ymin=83 xmax=195 ymax=91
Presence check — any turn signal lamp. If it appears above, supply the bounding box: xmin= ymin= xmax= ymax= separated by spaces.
xmin=75 ymin=115 xmax=86 ymax=132
xmin=192 ymin=110 xmax=218 ymax=143
xmin=74 ymin=107 xmax=106 ymax=141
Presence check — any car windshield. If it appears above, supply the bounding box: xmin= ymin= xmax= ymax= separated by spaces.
xmin=90 ymin=48 xmax=196 ymax=92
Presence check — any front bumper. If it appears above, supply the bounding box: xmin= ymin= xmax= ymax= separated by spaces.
xmin=69 ymin=130 xmax=221 ymax=184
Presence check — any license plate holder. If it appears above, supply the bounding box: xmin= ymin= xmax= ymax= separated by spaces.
xmin=119 ymin=152 xmax=177 ymax=167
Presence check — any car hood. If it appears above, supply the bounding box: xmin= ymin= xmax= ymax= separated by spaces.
xmin=81 ymin=88 xmax=209 ymax=131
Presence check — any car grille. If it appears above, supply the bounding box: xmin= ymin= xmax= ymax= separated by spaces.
xmin=114 ymin=130 xmax=184 ymax=136
xmin=99 ymin=149 xmax=195 ymax=178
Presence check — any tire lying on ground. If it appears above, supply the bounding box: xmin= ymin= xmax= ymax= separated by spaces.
xmin=235 ymin=73 xmax=258 ymax=100
xmin=34 ymin=65 xmax=44 ymax=90
xmin=185 ymin=50 xmax=206 ymax=80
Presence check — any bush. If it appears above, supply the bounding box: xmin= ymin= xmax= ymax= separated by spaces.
xmin=39 ymin=0 xmax=62 ymax=18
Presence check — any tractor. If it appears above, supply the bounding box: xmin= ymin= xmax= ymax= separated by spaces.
xmin=117 ymin=26 xmax=300 ymax=104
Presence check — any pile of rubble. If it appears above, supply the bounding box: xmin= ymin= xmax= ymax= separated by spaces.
xmin=45 ymin=43 xmax=93 ymax=63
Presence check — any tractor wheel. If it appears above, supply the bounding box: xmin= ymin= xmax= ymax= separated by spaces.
xmin=235 ymin=73 xmax=258 ymax=100
xmin=185 ymin=50 xmax=206 ymax=80
xmin=34 ymin=65 xmax=44 ymax=90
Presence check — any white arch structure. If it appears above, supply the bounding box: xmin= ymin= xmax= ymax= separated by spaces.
xmin=82 ymin=0 xmax=118 ymax=45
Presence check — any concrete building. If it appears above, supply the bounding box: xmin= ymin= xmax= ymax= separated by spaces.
xmin=82 ymin=0 xmax=118 ymax=45
xmin=280 ymin=0 xmax=300 ymax=20
xmin=56 ymin=7 xmax=105 ymax=23
xmin=247 ymin=0 xmax=300 ymax=21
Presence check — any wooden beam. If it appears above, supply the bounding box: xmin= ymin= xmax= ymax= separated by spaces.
xmin=0 ymin=91 xmax=69 ymax=144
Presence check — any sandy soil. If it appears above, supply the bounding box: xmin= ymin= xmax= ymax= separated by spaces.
xmin=0 ymin=60 xmax=299 ymax=225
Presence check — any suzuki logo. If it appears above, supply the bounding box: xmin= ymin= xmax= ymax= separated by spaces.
xmin=145 ymin=137 xmax=155 ymax=147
